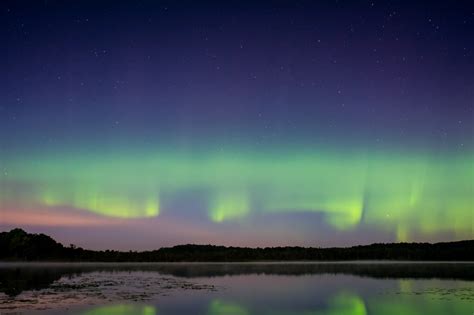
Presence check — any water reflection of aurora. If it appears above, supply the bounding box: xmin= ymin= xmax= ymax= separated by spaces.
xmin=78 ymin=284 xmax=473 ymax=315
xmin=206 ymin=290 xmax=474 ymax=315
xmin=207 ymin=293 xmax=367 ymax=315
xmin=81 ymin=305 xmax=156 ymax=315
xmin=2 ymin=147 xmax=472 ymax=242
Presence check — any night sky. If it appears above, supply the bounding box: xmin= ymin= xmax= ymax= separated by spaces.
xmin=1 ymin=1 xmax=473 ymax=250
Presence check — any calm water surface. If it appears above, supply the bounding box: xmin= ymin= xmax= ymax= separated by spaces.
xmin=0 ymin=262 xmax=473 ymax=315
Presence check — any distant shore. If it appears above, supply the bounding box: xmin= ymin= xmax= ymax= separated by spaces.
xmin=1 ymin=228 xmax=473 ymax=262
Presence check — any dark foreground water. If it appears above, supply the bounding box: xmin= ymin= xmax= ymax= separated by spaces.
xmin=0 ymin=262 xmax=473 ymax=315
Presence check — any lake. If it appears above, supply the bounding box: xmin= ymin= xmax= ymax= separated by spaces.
xmin=0 ymin=262 xmax=473 ymax=314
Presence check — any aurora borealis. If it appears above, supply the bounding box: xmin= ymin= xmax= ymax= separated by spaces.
xmin=0 ymin=1 xmax=473 ymax=249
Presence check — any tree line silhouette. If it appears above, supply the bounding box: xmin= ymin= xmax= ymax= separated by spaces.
xmin=1 ymin=228 xmax=473 ymax=262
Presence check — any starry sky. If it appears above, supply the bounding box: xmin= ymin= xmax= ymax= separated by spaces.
xmin=0 ymin=1 xmax=473 ymax=250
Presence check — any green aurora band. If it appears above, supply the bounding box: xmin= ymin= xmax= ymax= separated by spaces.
xmin=1 ymin=147 xmax=472 ymax=242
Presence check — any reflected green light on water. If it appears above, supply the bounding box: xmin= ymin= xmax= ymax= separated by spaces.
xmin=74 ymin=290 xmax=474 ymax=315
xmin=317 ymin=292 xmax=367 ymax=315
xmin=368 ymin=295 xmax=473 ymax=315
xmin=203 ymin=286 xmax=472 ymax=315
xmin=81 ymin=304 xmax=156 ymax=315
xmin=208 ymin=299 xmax=249 ymax=315
xmin=364 ymin=279 xmax=474 ymax=315
xmin=256 ymin=293 xmax=367 ymax=315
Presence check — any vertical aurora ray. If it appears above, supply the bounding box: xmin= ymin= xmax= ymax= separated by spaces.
xmin=210 ymin=191 xmax=250 ymax=223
